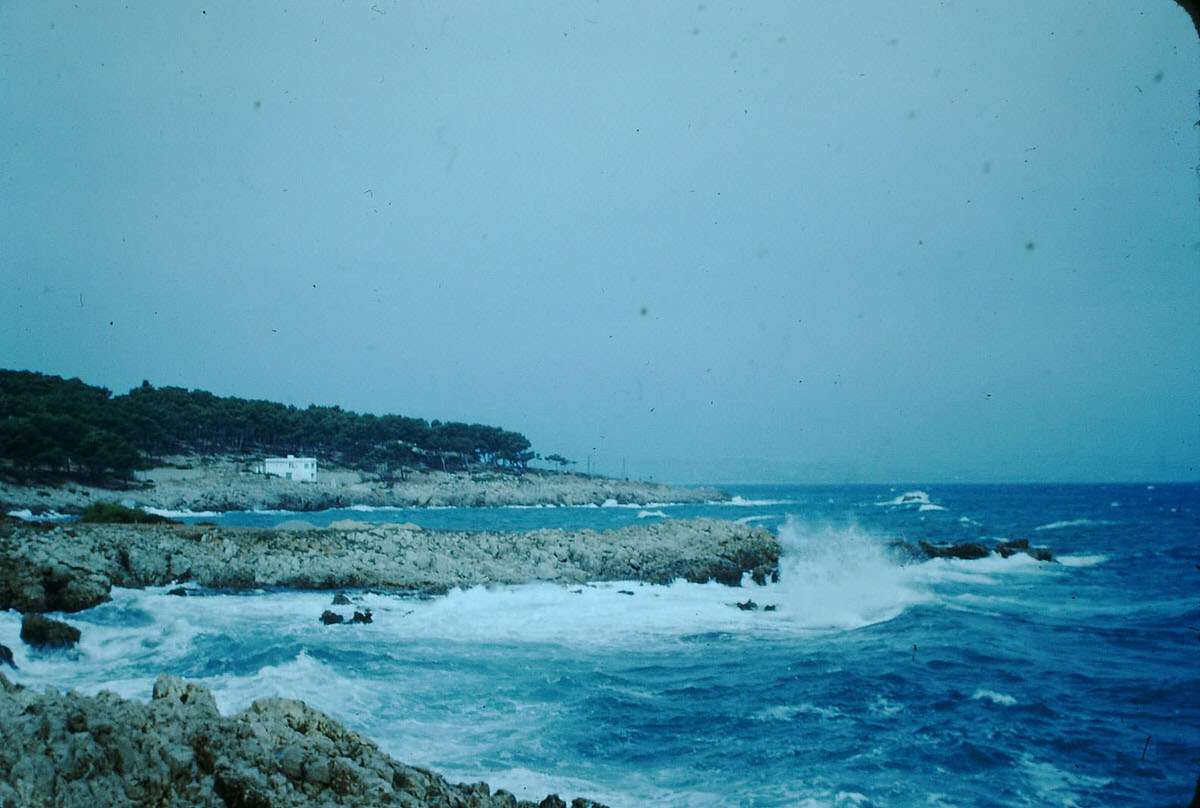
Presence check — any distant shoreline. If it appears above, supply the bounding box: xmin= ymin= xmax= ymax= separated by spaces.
xmin=0 ymin=456 xmax=727 ymax=516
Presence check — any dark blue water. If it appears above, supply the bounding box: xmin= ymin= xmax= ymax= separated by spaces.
xmin=3 ymin=483 xmax=1198 ymax=806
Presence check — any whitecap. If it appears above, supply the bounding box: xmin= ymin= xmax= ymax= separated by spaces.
xmin=1033 ymin=518 xmax=1117 ymax=531
xmin=867 ymin=695 xmax=905 ymax=716
xmin=734 ymin=515 xmax=771 ymax=525
xmin=636 ymin=510 xmax=668 ymax=519
xmin=918 ymin=503 xmax=947 ymax=512
xmin=1056 ymin=554 xmax=1108 ymax=568
xmin=874 ymin=490 xmax=934 ymax=507
xmin=971 ymin=688 xmax=1017 ymax=706
xmin=752 ymin=703 xmax=845 ymax=722
xmin=724 ymin=496 xmax=796 ymax=506
xmin=1017 ymin=753 xmax=1112 ymax=805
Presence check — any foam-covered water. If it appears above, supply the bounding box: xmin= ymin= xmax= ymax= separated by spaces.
xmin=3 ymin=484 xmax=1197 ymax=806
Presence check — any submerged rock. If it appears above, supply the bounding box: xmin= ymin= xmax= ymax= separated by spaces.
xmin=0 ymin=673 xmax=609 ymax=807
xmin=331 ymin=592 xmax=352 ymax=605
xmin=351 ymin=609 xmax=373 ymax=624
xmin=736 ymin=599 xmax=758 ymax=611
xmin=19 ymin=613 xmax=81 ymax=649
xmin=0 ymin=643 xmax=14 ymax=669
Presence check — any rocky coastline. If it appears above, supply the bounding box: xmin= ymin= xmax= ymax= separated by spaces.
xmin=0 ymin=459 xmax=726 ymax=516
xmin=0 ymin=671 xmax=607 ymax=808
xmin=0 ymin=516 xmax=777 ymax=806
xmin=0 ymin=517 xmax=779 ymax=614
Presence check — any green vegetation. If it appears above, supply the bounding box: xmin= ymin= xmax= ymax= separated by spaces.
xmin=0 ymin=369 xmax=536 ymax=483
xmin=78 ymin=502 xmax=177 ymax=524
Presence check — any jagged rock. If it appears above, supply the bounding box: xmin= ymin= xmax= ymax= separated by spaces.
xmin=19 ymin=613 xmax=81 ymax=649
xmin=0 ymin=644 xmax=14 ymax=669
xmin=320 ymin=610 xmax=344 ymax=625
xmin=0 ymin=673 xmax=609 ymax=807
xmin=331 ymin=592 xmax=352 ymax=605
xmin=994 ymin=539 xmax=1053 ymax=562
xmin=994 ymin=538 xmax=1030 ymax=557
xmin=763 ymin=604 xmax=777 ymax=612
xmin=917 ymin=540 xmax=990 ymax=560
xmin=736 ymin=599 xmax=758 ymax=611
xmin=167 ymin=587 xmax=188 ymax=596
xmin=351 ymin=609 xmax=372 ymax=624
xmin=0 ymin=554 xmax=112 ymax=614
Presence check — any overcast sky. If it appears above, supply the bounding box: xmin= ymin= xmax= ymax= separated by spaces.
xmin=2 ymin=1 xmax=1198 ymax=483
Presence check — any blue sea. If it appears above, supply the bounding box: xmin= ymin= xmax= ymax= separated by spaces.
xmin=3 ymin=483 xmax=1198 ymax=806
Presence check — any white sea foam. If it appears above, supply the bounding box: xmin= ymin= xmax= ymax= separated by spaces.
xmin=143 ymin=507 xmax=221 ymax=519
xmin=971 ymin=688 xmax=1017 ymax=706
xmin=867 ymin=695 xmax=905 ymax=717
xmin=5 ymin=508 xmax=71 ymax=521
xmin=752 ymin=703 xmax=845 ymax=722
xmin=1056 ymin=554 xmax=1108 ymax=568
xmin=769 ymin=518 xmax=932 ymax=631
xmin=874 ymin=490 xmax=943 ymax=509
xmin=636 ymin=510 xmax=668 ymax=519
xmin=734 ymin=514 xmax=772 ymax=525
xmin=1017 ymin=753 xmax=1112 ymax=806
xmin=1033 ymin=518 xmax=1117 ymax=531
xmin=725 ymin=496 xmax=796 ymax=506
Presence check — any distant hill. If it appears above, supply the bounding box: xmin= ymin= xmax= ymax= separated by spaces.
xmin=0 ymin=369 xmax=533 ymax=483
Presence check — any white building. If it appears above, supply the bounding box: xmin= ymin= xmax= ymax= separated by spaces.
xmin=257 ymin=455 xmax=317 ymax=482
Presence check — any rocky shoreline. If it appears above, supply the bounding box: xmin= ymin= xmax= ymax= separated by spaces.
xmin=0 ymin=672 xmax=607 ymax=808
xmin=0 ymin=516 xmax=777 ymax=806
xmin=0 ymin=517 xmax=780 ymax=614
xmin=0 ymin=459 xmax=726 ymax=516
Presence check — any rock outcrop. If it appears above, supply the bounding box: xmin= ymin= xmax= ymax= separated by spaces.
xmin=889 ymin=538 xmax=1054 ymax=563
xmin=0 ymin=672 xmax=606 ymax=808
xmin=19 ymin=614 xmax=81 ymax=650
xmin=0 ymin=518 xmax=780 ymax=613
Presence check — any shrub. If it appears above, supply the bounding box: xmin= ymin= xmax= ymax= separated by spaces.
xmin=78 ymin=502 xmax=176 ymax=524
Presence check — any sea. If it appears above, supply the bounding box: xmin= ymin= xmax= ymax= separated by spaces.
xmin=2 ymin=483 xmax=1198 ymax=807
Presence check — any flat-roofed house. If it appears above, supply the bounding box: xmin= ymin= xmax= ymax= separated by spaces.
xmin=257 ymin=454 xmax=317 ymax=482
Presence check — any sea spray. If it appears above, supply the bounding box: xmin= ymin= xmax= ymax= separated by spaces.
xmin=769 ymin=517 xmax=930 ymax=631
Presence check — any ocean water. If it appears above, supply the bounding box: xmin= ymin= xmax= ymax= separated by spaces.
xmin=2 ymin=483 xmax=1198 ymax=806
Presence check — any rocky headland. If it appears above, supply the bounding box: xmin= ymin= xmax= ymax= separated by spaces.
xmin=1 ymin=458 xmax=725 ymax=516
xmin=0 ymin=517 xmax=780 ymax=614
xmin=0 ymin=672 xmax=607 ymax=808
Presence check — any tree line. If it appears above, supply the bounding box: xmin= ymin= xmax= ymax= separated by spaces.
xmin=0 ymin=370 xmax=535 ymax=482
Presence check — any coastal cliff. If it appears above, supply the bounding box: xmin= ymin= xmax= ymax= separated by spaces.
xmin=0 ymin=672 xmax=606 ymax=808
xmin=0 ymin=518 xmax=780 ymax=613
xmin=1 ymin=459 xmax=725 ymax=515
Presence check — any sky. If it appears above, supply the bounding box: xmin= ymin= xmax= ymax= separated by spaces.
xmin=1 ymin=1 xmax=1198 ymax=484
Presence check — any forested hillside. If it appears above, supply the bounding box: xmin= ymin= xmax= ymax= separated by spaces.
xmin=0 ymin=370 xmax=534 ymax=482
